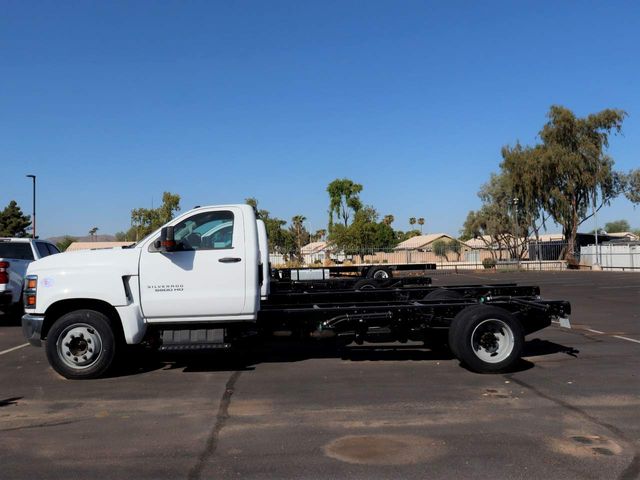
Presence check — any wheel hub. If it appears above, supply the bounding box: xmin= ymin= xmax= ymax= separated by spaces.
xmin=58 ymin=324 xmax=103 ymax=369
xmin=470 ymin=318 xmax=515 ymax=364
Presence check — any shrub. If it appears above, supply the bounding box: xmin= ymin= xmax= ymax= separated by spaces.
xmin=566 ymin=257 xmax=580 ymax=270
xmin=482 ymin=258 xmax=497 ymax=269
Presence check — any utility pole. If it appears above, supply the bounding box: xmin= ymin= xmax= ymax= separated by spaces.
xmin=26 ymin=174 xmax=36 ymax=239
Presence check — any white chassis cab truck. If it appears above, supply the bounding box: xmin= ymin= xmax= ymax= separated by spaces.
xmin=22 ymin=204 xmax=571 ymax=379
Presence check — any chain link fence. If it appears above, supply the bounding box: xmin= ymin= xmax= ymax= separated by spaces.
xmin=269 ymin=241 xmax=640 ymax=273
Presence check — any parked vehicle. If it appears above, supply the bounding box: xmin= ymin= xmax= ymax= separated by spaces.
xmin=0 ymin=238 xmax=59 ymax=313
xmin=21 ymin=205 xmax=571 ymax=379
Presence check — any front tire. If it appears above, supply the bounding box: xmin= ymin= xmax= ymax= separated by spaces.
xmin=45 ymin=310 xmax=117 ymax=379
xmin=448 ymin=305 xmax=523 ymax=373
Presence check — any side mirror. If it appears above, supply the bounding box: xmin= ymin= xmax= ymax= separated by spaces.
xmin=155 ymin=226 xmax=177 ymax=252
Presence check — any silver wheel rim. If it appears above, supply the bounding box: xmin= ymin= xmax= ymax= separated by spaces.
xmin=372 ymin=270 xmax=389 ymax=279
xmin=57 ymin=323 xmax=103 ymax=370
xmin=471 ymin=318 xmax=514 ymax=363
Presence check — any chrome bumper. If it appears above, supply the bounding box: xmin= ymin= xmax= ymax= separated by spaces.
xmin=22 ymin=313 xmax=44 ymax=347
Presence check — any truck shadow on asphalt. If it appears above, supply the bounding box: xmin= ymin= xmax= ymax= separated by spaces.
xmin=112 ymin=338 xmax=579 ymax=378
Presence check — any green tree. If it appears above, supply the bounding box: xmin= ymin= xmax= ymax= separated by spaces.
xmin=244 ymin=198 xmax=295 ymax=255
xmin=417 ymin=217 xmax=425 ymax=233
xmin=0 ymin=201 xmax=32 ymax=237
xmin=130 ymin=192 xmax=181 ymax=240
xmin=432 ymin=239 xmax=462 ymax=262
xmin=409 ymin=217 xmax=416 ymax=228
xmin=327 ymin=178 xmax=363 ymax=228
xmin=461 ymin=174 xmax=530 ymax=260
xmin=312 ymin=229 xmax=327 ymax=242
xmin=603 ymin=220 xmax=630 ymax=233
xmin=56 ymin=236 xmax=77 ymax=252
xmin=382 ymin=214 xmax=395 ymax=226
xmin=537 ymin=106 xmax=627 ymax=258
xmin=448 ymin=239 xmax=462 ymax=260
xmin=396 ymin=229 xmax=421 ymax=243
xmin=329 ymin=206 xmax=396 ymax=260
xmin=623 ymin=169 xmax=640 ymax=204
xmin=500 ymin=143 xmax=550 ymax=242
xmin=471 ymin=106 xmax=633 ymax=260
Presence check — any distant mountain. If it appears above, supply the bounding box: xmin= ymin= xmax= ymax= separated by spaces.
xmin=46 ymin=234 xmax=118 ymax=244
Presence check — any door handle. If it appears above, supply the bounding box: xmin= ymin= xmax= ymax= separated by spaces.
xmin=219 ymin=257 xmax=242 ymax=263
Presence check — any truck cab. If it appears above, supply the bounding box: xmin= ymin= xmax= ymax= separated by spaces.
xmin=22 ymin=205 xmax=261 ymax=376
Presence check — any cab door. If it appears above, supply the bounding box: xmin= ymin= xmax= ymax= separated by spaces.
xmin=139 ymin=207 xmax=247 ymax=321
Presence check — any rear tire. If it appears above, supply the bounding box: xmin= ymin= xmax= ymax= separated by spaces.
xmin=448 ymin=305 xmax=523 ymax=373
xmin=353 ymin=279 xmax=379 ymax=290
xmin=424 ymin=288 xmax=463 ymax=301
xmin=366 ymin=266 xmax=391 ymax=279
xmin=45 ymin=309 xmax=117 ymax=380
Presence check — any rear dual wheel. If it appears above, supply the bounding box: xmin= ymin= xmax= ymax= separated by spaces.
xmin=448 ymin=305 xmax=524 ymax=373
xmin=366 ymin=266 xmax=391 ymax=279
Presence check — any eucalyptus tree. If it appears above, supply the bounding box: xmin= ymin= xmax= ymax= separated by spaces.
xmin=327 ymin=178 xmax=363 ymax=228
xmin=536 ymin=106 xmax=627 ymax=258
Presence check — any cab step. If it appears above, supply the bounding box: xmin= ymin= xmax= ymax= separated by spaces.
xmin=158 ymin=328 xmax=231 ymax=351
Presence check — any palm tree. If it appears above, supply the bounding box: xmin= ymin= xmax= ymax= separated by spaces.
xmin=383 ymin=214 xmax=395 ymax=226
xmin=291 ymin=215 xmax=307 ymax=257
xmin=409 ymin=217 xmax=416 ymax=229
xmin=89 ymin=227 xmax=98 ymax=241
xmin=417 ymin=217 xmax=425 ymax=233
xmin=313 ymin=229 xmax=327 ymax=242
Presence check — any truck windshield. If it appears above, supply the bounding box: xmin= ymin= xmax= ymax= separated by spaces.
xmin=0 ymin=242 xmax=35 ymax=260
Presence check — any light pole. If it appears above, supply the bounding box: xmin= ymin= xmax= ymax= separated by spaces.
xmin=26 ymin=174 xmax=36 ymax=239
xmin=592 ymin=189 xmax=601 ymax=268
xmin=511 ymin=198 xmax=519 ymax=265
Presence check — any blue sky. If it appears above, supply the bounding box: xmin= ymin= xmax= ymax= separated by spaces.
xmin=2 ymin=0 xmax=639 ymax=238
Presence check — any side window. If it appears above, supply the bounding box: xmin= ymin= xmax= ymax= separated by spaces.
xmin=46 ymin=243 xmax=60 ymax=255
xmin=35 ymin=242 xmax=50 ymax=258
xmin=172 ymin=210 xmax=234 ymax=251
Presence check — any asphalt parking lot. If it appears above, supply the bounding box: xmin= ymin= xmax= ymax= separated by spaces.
xmin=1 ymin=271 xmax=639 ymax=480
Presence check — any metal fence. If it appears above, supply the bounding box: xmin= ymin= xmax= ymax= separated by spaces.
xmin=580 ymin=243 xmax=640 ymax=271
xmin=269 ymin=241 xmax=640 ymax=273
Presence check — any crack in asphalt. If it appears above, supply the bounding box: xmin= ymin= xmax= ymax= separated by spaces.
xmin=0 ymin=419 xmax=82 ymax=432
xmin=505 ymin=375 xmax=640 ymax=480
xmin=188 ymin=371 xmax=242 ymax=480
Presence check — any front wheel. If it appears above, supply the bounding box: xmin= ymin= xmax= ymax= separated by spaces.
xmin=45 ymin=310 xmax=117 ymax=379
xmin=448 ymin=305 xmax=524 ymax=373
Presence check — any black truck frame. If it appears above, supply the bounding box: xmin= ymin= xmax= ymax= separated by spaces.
xmin=155 ymin=283 xmax=571 ymax=374
xmin=270 ymin=263 xmax=435 ymax=293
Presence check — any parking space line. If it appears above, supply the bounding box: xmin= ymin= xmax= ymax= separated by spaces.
xmin=612 ymin=335 xmax=640 ymax=345
xmin=555 ymin=324 xmax=640 ymax=345
xmin=0 ymin=343 xmax=29 ymax=356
